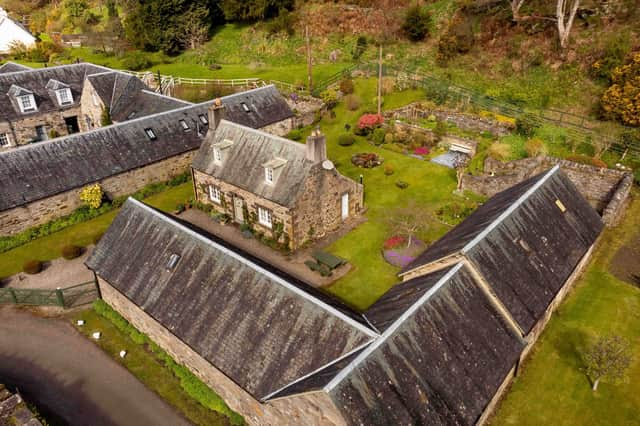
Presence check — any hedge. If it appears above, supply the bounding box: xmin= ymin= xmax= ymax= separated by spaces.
xmin=0 ymin=172 xmax=191 ymax=254
xmin=23 ymin=260 xmax=43 ymax=274
xmin=61 ymin=245 xmax=82 ymax=260
xmin=93 ymin=300 xmax=244 ymax=425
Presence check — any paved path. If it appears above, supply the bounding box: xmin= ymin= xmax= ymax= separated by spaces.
xmin=0 ymin=307 xmax=191 ymax=426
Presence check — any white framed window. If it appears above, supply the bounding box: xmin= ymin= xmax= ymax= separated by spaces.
xmin=18 ymin=95 xmax=36 ymax=113
xmin=56 ymin=88 xmax=73 ymax=106
xmin=265 ymin=167 xmax=274 ymax=184
xmin=208 ymin=185 xmax=222 ymax=204
xmin=213 ymin=147 xmax=222 ymax=164
xmin=258 ymin=207 xmax=272 ymax=228
xmin=0 ymin=133 xmax=10 ymax=147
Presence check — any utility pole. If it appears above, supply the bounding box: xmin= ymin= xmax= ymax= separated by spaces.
xmin=377 ymin=45 xmax=383 ymax=116
xmin=306 ymin=25 xmax=313 ymax=93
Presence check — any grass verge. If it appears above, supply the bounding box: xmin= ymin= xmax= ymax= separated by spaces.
xmin=74 ymin=301 xmax=243 ymax=426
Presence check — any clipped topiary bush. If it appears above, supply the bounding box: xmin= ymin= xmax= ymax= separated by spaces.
xmin=61 ymin=244 xmax=82 ymax=260
xmin=339 ymin=78 xmax=355 ymax=95
xmin=23 ymin=260 xmax=43 ymax=275
xmin=338 ymin=134 xmax=355 ymax=146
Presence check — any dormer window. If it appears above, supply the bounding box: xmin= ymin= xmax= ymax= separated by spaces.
xmin=213 ymin=147 xmax=222 ymax=164
xmin=144 ymin=128 xmax=157 ymax=140
xmin=18 ymin=94 xmax=36 ymax=113
xmin=55 ymin=88 xmax=73 ymax=106
xmin=179 ymin=119 xmax=190 ymax=131
xmin=262 ymin=157 xmax=287 ymax=185
xmin=212 ymin=139 xmax=234 ymax=165
xmin=199 ymin=114 xmax=208 ymax=124
xmin=241 ymin=102 xmax=250 ymax=113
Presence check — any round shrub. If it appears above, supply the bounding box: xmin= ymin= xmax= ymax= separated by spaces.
xmin=384 ymin=165 xmax=394 ymax=176
xmin=371 ymin=128 xmax=386 ymax=145
xmin=61 ymin=244 xmax=82 ymax=260
xmin=344 ymin=94 xmax=361 ymax=111
xmin=384 ymin=133 xmax=394 ymax=144
xmin=525 ymin=138 xmax=546 ymax=157
xmin=515 ymin=114 xmax=540 ymax=137
xmin=338 ymin=134 xmax=355 ymax=146
xmin=339 ymin=78 xmax=355 ymax=95
xmin=23 ymin=260 xmax=43 ymax=275
xmin=287 ymin=129 xmax=303 ymax=141
xmin=402 ymin=5 xmax=432 ymax=42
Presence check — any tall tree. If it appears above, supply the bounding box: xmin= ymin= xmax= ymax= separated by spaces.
xmin=510 ymin=0 xmax=526 ymax=21
xmin=556 ymin=0 xmax=580 ymax=49
xmin=219 ymin=0 xmax=293 ymax=22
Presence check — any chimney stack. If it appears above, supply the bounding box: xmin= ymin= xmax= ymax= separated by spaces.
xmin=207 ymin=98 xmax=225 ymax=133
xmin=305 ymin=127 xmax=327 ymax=164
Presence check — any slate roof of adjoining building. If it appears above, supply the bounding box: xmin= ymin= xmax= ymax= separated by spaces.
xmin=0 ymin=85 xmax=293 ymax=212
xmin=0 ymin=62 xmax=31 ymax=74
xmin=192 ymin=120 xmax=311 ymax=207
xmin=401 ymin=166 xmax=603 ymax=334
xmin=214 ymin=84 xmax=294 ymax=129
xmin=0 ymin=63 xmax=109 ymax=120
xmin=86 ymin=72 xmax=190 ymax=121
xmin=86 ymin=198 xmax=377 ymax=400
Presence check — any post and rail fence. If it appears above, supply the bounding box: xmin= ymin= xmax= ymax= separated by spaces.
xmin=0 ymin=281 xmax=99 ymax=309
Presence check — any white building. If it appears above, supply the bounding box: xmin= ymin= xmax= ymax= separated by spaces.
xmin=0 ymin=8 xmax=36 ymax=54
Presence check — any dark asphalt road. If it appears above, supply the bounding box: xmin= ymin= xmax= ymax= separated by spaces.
xmin=0 ymin=306 xmax=191 ymax=426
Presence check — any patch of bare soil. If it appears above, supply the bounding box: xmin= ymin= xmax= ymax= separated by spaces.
xmin=610 ymin=231 xmax=640 ymax=287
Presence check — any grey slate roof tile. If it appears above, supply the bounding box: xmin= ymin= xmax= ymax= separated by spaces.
xmin=0 ymin=62 xmax=32 ymax=74
xmin=85 ymin=199 xmax=376 ymax=400
xmin=192 ymin=120 xmax=310 ymax=207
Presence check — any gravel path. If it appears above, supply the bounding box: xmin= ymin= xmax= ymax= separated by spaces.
xmin=0 ymin=306 xmax=191 ymax=426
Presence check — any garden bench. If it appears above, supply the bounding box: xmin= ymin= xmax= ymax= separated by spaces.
xmin=312 ymin=251 xmax=345 ymax=270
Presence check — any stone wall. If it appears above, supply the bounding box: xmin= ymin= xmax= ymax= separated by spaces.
xmin=287 ymin=96 xmax=324 ymax=128
xmin=5 ymin=105 xmax=83 ymax=146
xmin=98 ymin=278 xmax=347 ymax=426
xmin=0 ymin=151 xmax=195 ymax=236
xmin=260 ymin=117 xmax=295 ymax=137
xmin=385 ymin=103 xmax=515 ymax=137
xmin=291 ymin=166 xmax=364 ymax=248
xmin=80 ymin=80 xmax=105 ymax=131
xmin=462 ymin=156 xmax=633 ymax=225
xmin=192 ymin=169 xmax=295 ymax=248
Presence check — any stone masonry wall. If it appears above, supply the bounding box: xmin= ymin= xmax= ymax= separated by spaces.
xmin=98 ymin=278 xmax=347 ymax=426
xmin=193 ymin=169 xmax=295 ymax=248
xmin=385 ymin=103 xmax=514 ymax=137
xmin=80 ymin=81 xmax=105 ymax=131
xmin=292 ymin=167 xmax=364 ymax=248
xmin=9 ymin=105 xmax=83 ymax=145
xmin=0 ymin=151 xmax=195 ymax=236
xmin=260 ymin=117 xmax=295 ymax=137
xmin=462 ymin=156 xmax=632 ymax=225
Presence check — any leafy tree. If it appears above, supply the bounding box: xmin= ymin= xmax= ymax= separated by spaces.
xmin=402 ymin=5 xmax=431 ymax=42
xmin=583 ymin=335 xmax=632 ymax=391
xmin=601 ymin=53 xmax=640 ymax=127
xmin=64 ymin=0 xmax=89 ymax=18
xmin=219 ymin=0 xmax=293 ymax=22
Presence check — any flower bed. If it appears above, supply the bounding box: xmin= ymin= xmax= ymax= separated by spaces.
xmin=382 ymin=236 xmax=427 ymax=268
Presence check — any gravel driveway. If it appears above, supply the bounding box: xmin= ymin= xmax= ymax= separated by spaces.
xmin=0 ymin=306 xmax=191 ymax=426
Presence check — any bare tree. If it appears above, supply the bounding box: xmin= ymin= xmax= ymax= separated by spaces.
xmin=453 ymin=154 xmax=470 ymax=192
xmin=583 ymin=335 xmax=632 ymax=391
xmin=387 ymin=201 xmax=430 ymax=248
xmin=511 ymin=0 xmax=527 ymax=21
xmin=556 ymin=0 xmax=581 ymax=50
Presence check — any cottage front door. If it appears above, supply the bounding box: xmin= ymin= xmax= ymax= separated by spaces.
xmin=233 ymin=197 xmax=244 ymax=224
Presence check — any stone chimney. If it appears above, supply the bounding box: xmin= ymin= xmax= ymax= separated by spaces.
xmin=306 ymin=127 xmax=327 ymax=164
xmin=207 ymin=98 xmax=225 ymax=133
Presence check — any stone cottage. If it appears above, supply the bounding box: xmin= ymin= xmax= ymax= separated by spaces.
xmin=87 ymin=165 xmax=602 ymax=425
xmin=191 ymin=111 xmax=364 ymax=250
xmin=0 ymin=84 xmax=295 ymax=236
xmin=0 ymin=62 xmax=188 ymax=149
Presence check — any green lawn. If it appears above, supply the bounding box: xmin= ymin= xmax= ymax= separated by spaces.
xmin=0 ymin=183 xmax=193 ymax=280
xmin=73 ymin=308 xmax=235 ymax=426
xmin=491 ymin=194 xmax=640 ymax=425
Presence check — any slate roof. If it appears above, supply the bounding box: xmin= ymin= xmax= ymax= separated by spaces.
xmin=86 ymin=199 xmax=377 ymax=400
xmin=0 ymin=62 xmax=31 ymax=74
xmin=402 ymin=166 xmax=603 ymax=334
xmin=214 ymin=84 xmax=294 ymax=129
xmin=0 ymin=102 xmax=209 ymax=212
xmin=192 ymin=120 xmax=312 ymax=207
xmin=86 ymin=72 xmax=190 ymax=122
xmin=0 ymin=63 xmax=109 ymax=120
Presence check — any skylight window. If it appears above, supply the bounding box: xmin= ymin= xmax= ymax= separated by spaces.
xmin=144 ymin=128 xmax=157 ymax=140
xmin=199 ymin=114 xmax=208 ymax=124
xmin=166 ymin=253 xmax=181 ymax=270
xmin=241 ymin=102 xmax=250 ymax=113
xmin=555 ymin=199 xmax=567 ymax=213
xmin=128 ymin=111 xmax=137 ymax=119
xmin=179 ymin=119 xmax=190 ymax=131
